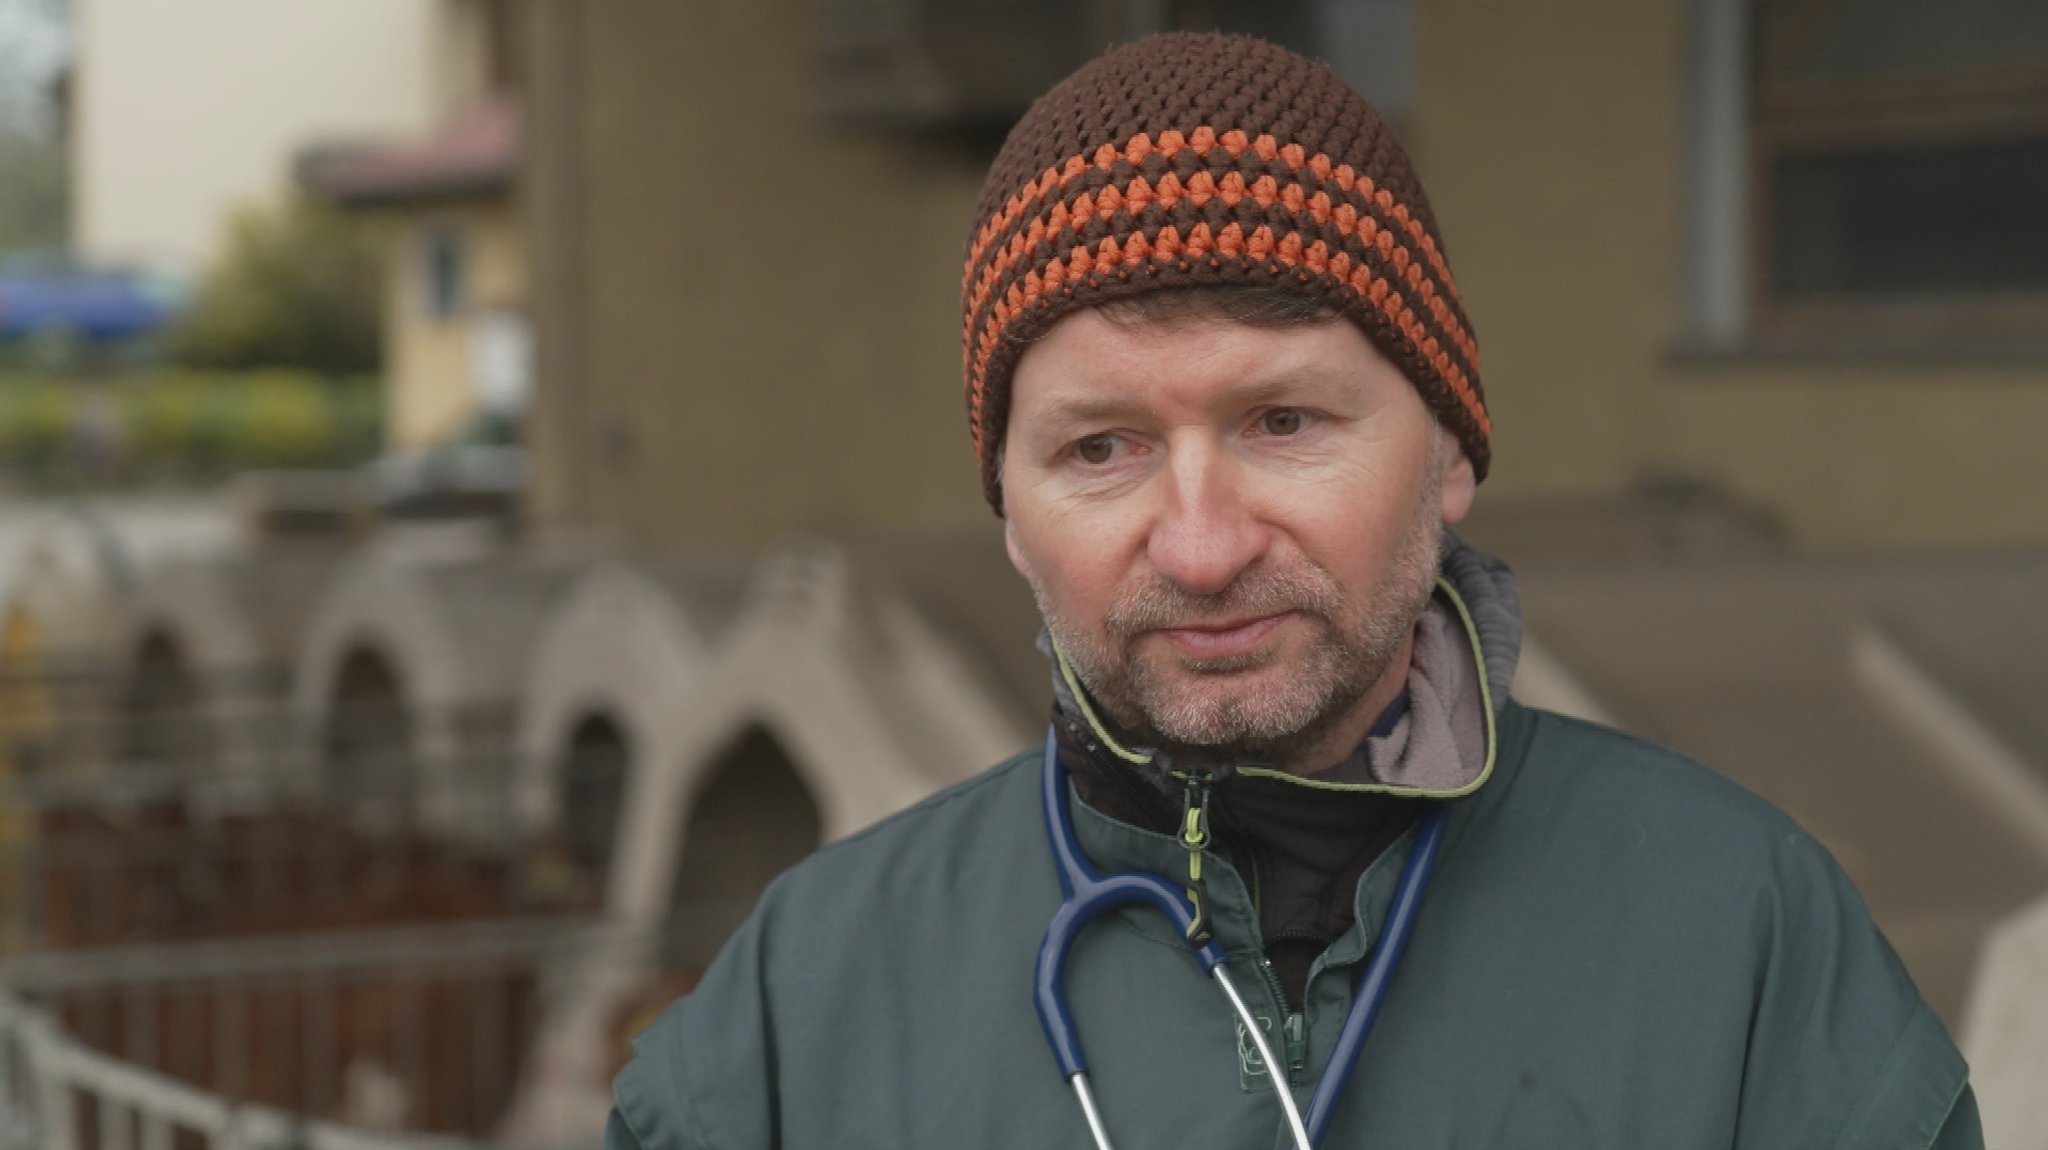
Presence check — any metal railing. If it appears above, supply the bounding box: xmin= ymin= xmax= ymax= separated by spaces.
xmin=0 ymin=912 xmax=638 ymax=1137
xmin=1 ymin=988 xmax=494 ymax=1150
xmin=0 ymin=764 xmax=602 ymax=956
xmin=0 ymin=661 xmax=514 ymax=795
xmin=0 ymin=660 xmax=653 ymax=1149
xmin=0 ymin=670 xmax=612 ymax=956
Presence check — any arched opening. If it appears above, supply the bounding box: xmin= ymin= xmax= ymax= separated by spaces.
xmin=663 ymin=724 xmax=822 ymax=972
xmin=119 ymin=628 xmax=210 ymax=774
xmin=0 ymin=608 xmax=54 ymax=950
xmin=325 ymin=646 xmax=414 ymax=799
xmin=559 ymin=712 xmax=631 ymax=879
xmin=0 ymin=607 xmax=55 ymax=779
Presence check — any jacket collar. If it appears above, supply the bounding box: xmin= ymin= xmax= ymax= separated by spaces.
xmin=1046 ymin=532 xmax=1523 ymax=798
xmin=1047 ymin=534 xmax=1526 ymax=963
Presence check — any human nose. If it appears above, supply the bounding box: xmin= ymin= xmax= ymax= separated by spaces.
xmin=1145 ymin=440 xmax=1266 ymax=597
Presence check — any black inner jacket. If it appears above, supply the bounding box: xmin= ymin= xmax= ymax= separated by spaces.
xmin=1056 ymin=695 xmax=1418 ymax=1011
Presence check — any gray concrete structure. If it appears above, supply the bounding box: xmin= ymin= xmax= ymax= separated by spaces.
xmin=110 ymin=547 xmax=345 ymax=779
xmin=1964 ymin=891 xmax=2048 ymax=1148
xmin=291 ymin=529 xmax=584 ymax=836
xmin=508 ymin=532 xmax=1043 ymax=1145
xmin=0 ymin=511 xmax=140 ymax=672
xmin=1514 ymin=553 xmax=2048 ymax=1029
xmin=513 ymin=558 xmax=747 ymax=873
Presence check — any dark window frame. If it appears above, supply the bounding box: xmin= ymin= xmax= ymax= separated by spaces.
xmin=1746 ymin=0 xmax=2048 ymax=346
xmin=421 ymin=221 xmax=468 ymax=322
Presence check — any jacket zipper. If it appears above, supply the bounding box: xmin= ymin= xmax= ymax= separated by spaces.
xmin=1242 ymin=842 xmax=1306 ymax=1084
xmin=1255 ymin=954 xmax=1291 ymax=1014
xmin=1078 ymin=743 xmax=1309 ymax=1076
xmin=1177 ymin=772 xmax=1215 ymax=946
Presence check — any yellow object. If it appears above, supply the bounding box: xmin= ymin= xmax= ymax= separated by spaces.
xmin=0 ymin=607 xmax=52 ymax=953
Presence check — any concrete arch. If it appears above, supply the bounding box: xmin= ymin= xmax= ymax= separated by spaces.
xmin=292 ymin=541 xmax=584 ymax=835
xmin=1 ymin=499 xmax=240 ymax=682
xmin=607 ymin=540 xmax=1040 ymax=924
xmin=116 ymin=625 xmax=210 ymax=773
xmin=322 ymin=641 xmax=416 ymax=800
xmin=107 ymin=547 xmax=342 ymax=779
xmin=661 ymin=722 xmax=824 ymax=971
xmin=1966 ymin=892 xmax=2048 ymax=1147
xmin=511 ymin=560 xmax=739 ymax=846
xmin=125 ymin=570 xmax=263 ymax=687
xmin=0 ymin=512 xmax=144 ymax=782
xmin=558 ymin=712 xmax=632 ymax=877
xmin=0 ymin=511 xmax=136 ymax=675
xmin=509 ymin=536 xmax=1043 ymax=1145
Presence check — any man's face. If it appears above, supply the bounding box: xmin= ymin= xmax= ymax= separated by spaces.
xmin=1001 ymin=307 xmax=1475 ymax=768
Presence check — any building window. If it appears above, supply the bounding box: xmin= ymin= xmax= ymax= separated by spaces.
xmin=1768 ymin=138 xmax=2048 ymax=300
xmin=1697 ymin=0 xmax=2048 ymax=348
xmin=813 ymin=0 xmax=1412 ymax=136
xmin=421 ymin=222 xmax=467 ymax=321
xmin=1166 ymin=0 xmax=1415 ymax=125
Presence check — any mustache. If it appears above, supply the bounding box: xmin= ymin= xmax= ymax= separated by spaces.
xmin=1103 ymin=563 xmax=1343 ymax=638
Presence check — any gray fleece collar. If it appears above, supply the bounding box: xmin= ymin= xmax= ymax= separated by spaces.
xmin=1040 ymin=532 xmax=1524 ymax=786
xmin=1439 ymin=531 xmax=1523 ymax=711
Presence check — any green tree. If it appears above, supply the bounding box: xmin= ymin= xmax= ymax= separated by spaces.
xmin=0 ymin=124 xmax=66 ymax=255
xmin=166 ymin=195 xmax=384 ymax=374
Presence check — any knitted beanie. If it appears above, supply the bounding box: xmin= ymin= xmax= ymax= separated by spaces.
xmin=962 ymin=31 xmax=1489 ymax=512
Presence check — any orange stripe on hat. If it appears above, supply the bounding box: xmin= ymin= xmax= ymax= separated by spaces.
xmin=960 ymin=32 xmax=1490 ymax=512
xmin=966 ymin=230 xmax=1489 ymax=456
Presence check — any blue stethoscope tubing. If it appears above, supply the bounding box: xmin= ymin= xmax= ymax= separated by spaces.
xmin=1032 ymin=728 xmax=1450 ymax=1149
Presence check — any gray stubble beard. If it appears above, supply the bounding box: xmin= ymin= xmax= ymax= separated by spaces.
xmin=1035 ymin=459 xmax=1446 ymax=770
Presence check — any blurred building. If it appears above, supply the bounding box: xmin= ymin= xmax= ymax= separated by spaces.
xmin=306 ymin=3 xmax=530 ymax=454
xmin=521 ymin=0 xmax=2048 ymax=555
xmin=9 ymin=2 xmax=2048 ymax=1146
xmin=69 ymin=0 xmax=482 ymax=275
xmin=502 ymin=4 xmax=2048 ymax=1134
xmin=1425 ymin=0 xmax=2048 ymax=554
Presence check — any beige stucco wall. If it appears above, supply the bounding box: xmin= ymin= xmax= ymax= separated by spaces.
xmin=385 ymin=204 xmax=527 ymax=451
xmin=1415 ymin=0 xmax=2048 ymax=552
xmin=530 ymin=0 xmax=993 ymax=550
xmin=430 ymin=0 xmax=500 ymax=124
xmin=1654 ymin=365 xmax=2048 ymax=551
xmin=72 ymin=0 xmax=450 ymax=272
xmin=531 ymin=0 xmax=2048 ymax=554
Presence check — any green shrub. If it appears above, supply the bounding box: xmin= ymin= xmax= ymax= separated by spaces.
xmin=326 ymin=375 xmax=385 ymax=459
xmin=0 ymin=376 xmax=74 ymax=474
xmin=165 ymin=196 xmax=384 ymax=375
xmin=0 ymin=370 xmax=385 ymax=483
xmin=125 ymin=372 xmax=207 ymax=461
xmin=234 ymin=370 xmax=334 ymax=466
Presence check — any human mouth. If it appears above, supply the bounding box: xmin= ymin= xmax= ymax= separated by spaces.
xmin=1154 ymin=613 xmax=1291 ymax=661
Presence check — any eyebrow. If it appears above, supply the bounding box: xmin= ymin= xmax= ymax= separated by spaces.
xmin=1031 ymin=394 xmax=1147 ymax=427
xmin=1031 ymin=369 xmax=1359 ymax=429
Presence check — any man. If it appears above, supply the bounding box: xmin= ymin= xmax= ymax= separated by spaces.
xmin=609 ymin=32 xmax=1979 ymax=1148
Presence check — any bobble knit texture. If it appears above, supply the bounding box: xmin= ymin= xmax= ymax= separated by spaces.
xmin=962 ymin=32 xmax=1490 ymax=511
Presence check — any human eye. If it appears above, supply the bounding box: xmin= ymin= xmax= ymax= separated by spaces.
xmin=1071 ymin=432 xmax=1122 ymax=465
xmin=1254 ymin=408 xmax=1316 ymax=437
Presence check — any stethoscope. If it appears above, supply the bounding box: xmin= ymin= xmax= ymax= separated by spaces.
xmin=1032 ymin=728 xmax=1449 ymax=1150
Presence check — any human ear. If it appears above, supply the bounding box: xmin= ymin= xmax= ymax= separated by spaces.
xmin=1438 ymin=428 xmax=1477 ymax=526
xmin=1004 ymin=516 xmax=1034 ymax=582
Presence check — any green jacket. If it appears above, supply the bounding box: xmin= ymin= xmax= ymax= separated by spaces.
xmin=610 ymin=556 xmax=1978 ymax=1148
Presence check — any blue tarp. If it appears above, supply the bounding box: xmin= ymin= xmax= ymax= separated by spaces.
xmin=0 ymin=270 xmax=183 ymax=341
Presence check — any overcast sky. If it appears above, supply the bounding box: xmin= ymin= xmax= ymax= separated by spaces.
xmin=0 ymin=0 xmax=70 ymax=135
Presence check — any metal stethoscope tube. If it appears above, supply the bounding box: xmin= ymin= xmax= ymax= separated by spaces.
xmin=1034 ymin=730 xmax=1449 ymax=1149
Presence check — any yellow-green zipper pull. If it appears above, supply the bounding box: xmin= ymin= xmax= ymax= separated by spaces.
xmin=1179 ymin=773 xmax=1215 ymax=946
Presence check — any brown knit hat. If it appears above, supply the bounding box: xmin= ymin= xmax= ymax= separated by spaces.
xmin=963 ymin=31 xmax=1489 ymax=512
